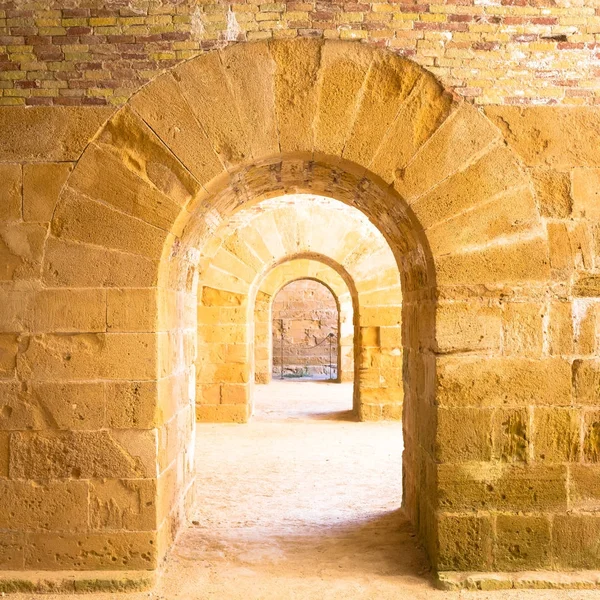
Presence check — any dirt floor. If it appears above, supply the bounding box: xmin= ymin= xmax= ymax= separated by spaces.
xmin=10 ymin=382 xmax=600 ymax=599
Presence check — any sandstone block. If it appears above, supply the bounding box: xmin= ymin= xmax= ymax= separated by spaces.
xmin=201 ymin=287 xmax=247 ymax=307
xmin=435 ymin=302 xmax=501 ymax=353
xmin=426 ymin=186 xmax=538 ymax=257
xmin=553 ymin=515 xmax=600 ymax=569
xmin=485 ymin=107 xmax=600 ymax=169
xmin=0 ymin=533 xmax=24 ymax=570
xmin=0 ymin=222 xmax=47 ymax=281
xmin=0 ymin=480 xmax=88 ymax=532
xmin=0 ymin=381 xmax=44 ymax=430
xmin=531 ymin=168 xmax=572 ymax=218
xmin=533 ymin=407 xmax=580 ymax=462
xmin=0 ymin=334 xmax=19 ymax=379
xmin=196 ymin=404 xmax=248 ymax=423
xmin=69 ymin=143 xmax=182 ymax=233
xmin=23 ymin=531 xmax=157 ymax=571
xmin=106 ymin=382 xmax=157 ymax=429
xmin=573 ymin=360 xmax=600 ymax=405
xmin=583 ymin=410 xmax=600 ymax=462
xmin=0 ymin=432 xmax=8 ymax=477
xmin=197 ymin=383 xmax=221 ymax=405
xmin=360 ymin=306 xmax=401 ymax=327
xmin=3 ymin=382 xmax=107 ymax=431
xmin=435 ymin=236 xmax=550 ymax=286
xmin=0 ymin=107 xmax=112 ymax=162
xmin=342 ymin=50 xmax=422 ymax=166
xmin=398 ymin=104 xmax=500 ymax=201
xmin=359 ymin=403 xmax=382 ymax=421
xmin=547 ymin=301 xmax=573 ymax=356
xmin=314 ymin=41 xmax=373 ymax=156
xmin=548 ymin=221 xmax=593 ymax=274
xmin=570 ymin=465 xmax=600 ymax=512
xmin=360 ymin=327 xmax=380 ymax=347
xmin=436 ymin=514 xmax=492 ymax=571
xmin=436 ymin=407 xmax=492 ymax=462
xmin=197 ymin=362 xmax=250 ymax=385
xmin=369 ymin=73 xmax=452 ymax=183
xmin=495 ymin=515 xmax=551 ymax=570
xmin=221 ymin=383 xmax=249 ymax=405
xmin=0 ymin=164 xmax=22 ymax=221
xmin=129 ymin=73 xmax=223 ymax=185
xmin=502 ymin=302 xmax=544 ymax=357
xmin=97 ymin=108 xmax=201 ymax=208
xmin=270 ymin=39 xmax=322 ymax=152
xmin=53 ymin=187 xmax=169 ymax=259
xmin=492 ymin=408 xmax=529 ymax=463
xmin=219 ymin=42 xmax=279 ymax=159
xmin=175 ymin=51 xmax=251 ymax=167
xmin=210 ymin=247 xmax=257 ymax=284
xmin=90 ymin=478 xmax=156 ymax=531
xmin=9 ymin=430 xmax=154 ymax=479
xmin=411 ymin=145 xmax=527 ymax=229
xmin=107 ymin=288 xmax=157 ymax=332
xmin=23 ymin=162 xmax=73 ymax=222
xmin=0 ymin=289 xmax=34 ymax=333
xmin=43 ymin=238 xmax=158 ymax=288
xmin=436 ymin=357 xmax=572 ymax=407
xmin=34 ymin=288 xmax=106 ymax=333
xmin=571 ymin=168 xmax=600 ymax=219
xmin=437 ymin=463 xmax=567 ymax=512
xmin=574 ymin=274 xmax=600 ymax=298
xmin=17 ymin=333 xmax=157 ymax=381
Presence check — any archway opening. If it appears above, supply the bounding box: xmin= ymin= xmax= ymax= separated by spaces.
xmin=271 ymin=279 xmax=339 ymax=382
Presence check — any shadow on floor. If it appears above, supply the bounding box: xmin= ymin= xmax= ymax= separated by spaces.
xmin=181 ymin=509 xmax=433 ymax=584
xmin=307 ymin=409 xmax=356 ymax=421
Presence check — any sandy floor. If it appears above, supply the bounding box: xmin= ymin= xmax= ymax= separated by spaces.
xmin=11 ymin=382 xmax=600 ymax=599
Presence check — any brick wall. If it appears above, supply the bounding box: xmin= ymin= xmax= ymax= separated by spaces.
xmin=2 ymin=0 xmax=600 ymax=106
xmin=272 ymin=279 xmax=339 ymax=379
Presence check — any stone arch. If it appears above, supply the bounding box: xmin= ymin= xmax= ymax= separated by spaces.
xmin=256 ymin=259 xmax=353 ymax=386
xmin=194 ymin=197 xmax=403 ymax=422
xmin=17 ymin=38 xmax=552 ymax=577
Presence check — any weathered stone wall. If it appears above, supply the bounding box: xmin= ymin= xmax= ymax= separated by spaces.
xmin=1 ymin=39 xmax=600 ymax=581
xmin=271 ymin=279 xmax=339 ymax=379
xmin=2 ymin=0 xmax=600 ymax=106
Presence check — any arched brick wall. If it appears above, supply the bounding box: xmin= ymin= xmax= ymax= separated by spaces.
xmin=1 ymin=39 xmax=571 ymax=578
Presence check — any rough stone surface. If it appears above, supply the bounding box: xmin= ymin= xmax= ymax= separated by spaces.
xmin=0 ymin=108 xmax=112 ymax=162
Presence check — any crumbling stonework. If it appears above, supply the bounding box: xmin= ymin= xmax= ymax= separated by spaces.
xmin=1 ymin=37 xmax=600 ymax=587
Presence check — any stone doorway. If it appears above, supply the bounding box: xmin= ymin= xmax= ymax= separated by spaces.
xmin=272 ymin=279 xmax=339 ymax=382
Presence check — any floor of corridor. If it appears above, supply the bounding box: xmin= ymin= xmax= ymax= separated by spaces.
xmin=13 ymin=382 xmax=600 ymax=599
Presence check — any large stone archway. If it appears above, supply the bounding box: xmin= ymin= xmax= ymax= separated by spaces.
xmin=2 ymin=39 xmax=576 ymax=581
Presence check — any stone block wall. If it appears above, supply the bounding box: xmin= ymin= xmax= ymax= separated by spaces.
xmin=271 ymin=279 xmax=339 ymax=380
xmin=2 ymin=38 xmax=600 ymax=582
